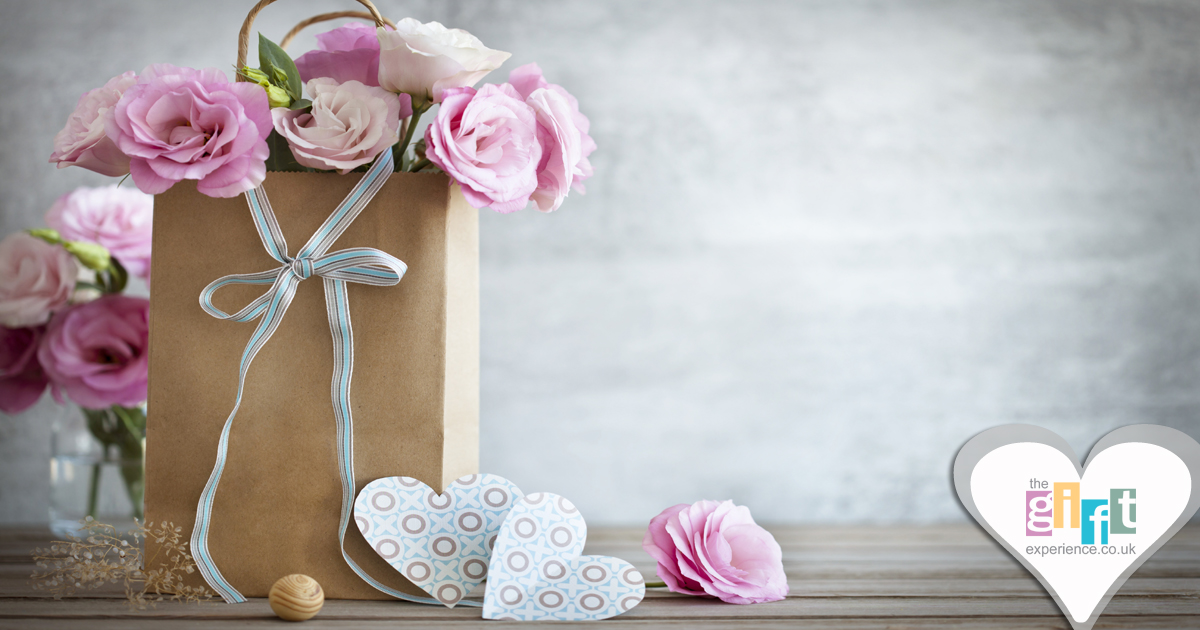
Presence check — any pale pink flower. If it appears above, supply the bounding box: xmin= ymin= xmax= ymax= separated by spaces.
xmin=49 ymin=71 xmax=138 ymax=177
xmin=295 ymin=22 xmax=387 ymax=87
xmin=46 ymin=186 xmax=153 ymax=278
xmin=106 ymin=64 xmax=271 ymax=198
xmin=424 ymin=84 xmax=541 ymax=213
xmin=377 ymin=19 xmax=510 ymax=103
xmin=643 ymin=500 xmax=788 ymax=605
xmin=38 ymin=295 xmax=149 ymax=409
xmin=272 ymin=78 xmax=407 ymax=174
xmin=508 ymin=63 xmax=596 ymax=195
xmin=0 ymin=234 xmax=77 ymax=328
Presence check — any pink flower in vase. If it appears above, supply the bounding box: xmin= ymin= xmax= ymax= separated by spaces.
xmin=46 ymin=186 xmax=153 ymax=279
xmin=105 ymin=64 xmax=272 ymax=198
xmin=295 ymin=22 xmax=388 ymax=87
xmin=424 ymin=84 xmax=541 ymax=213
xmin=0 ymin=233 xmax=78 ymax=328
xmin=643 ymin=500 xmax=788 ymax=604
xmin=38 ymin=295 xmax=149 ymax=409
xmin=49 ymin=71 xmax=138 ymax=177
xmin=0 ymin=325 xmax=49 ymax=414
xmin=508 ymin=63 xmax=596 ymax=199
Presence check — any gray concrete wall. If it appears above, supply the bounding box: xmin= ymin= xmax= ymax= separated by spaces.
xmin=2 ymin=0 xmax=1199 ymax=525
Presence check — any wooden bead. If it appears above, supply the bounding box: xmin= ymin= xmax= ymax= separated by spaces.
xmin=269 ymin=574 xmax=324 ymax=622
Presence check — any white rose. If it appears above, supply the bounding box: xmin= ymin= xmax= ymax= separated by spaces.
xmin=377 ymin=19 xmax=511 ymax=104
xmin=272 ymin=79 xmax=403 ymax=174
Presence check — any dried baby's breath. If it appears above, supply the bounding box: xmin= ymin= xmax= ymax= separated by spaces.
xmin=30 ymin=517 xmax=213 ymax=609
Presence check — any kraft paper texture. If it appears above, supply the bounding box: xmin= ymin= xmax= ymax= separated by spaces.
xmin=144 ymin=170 xmax=479 ymax=599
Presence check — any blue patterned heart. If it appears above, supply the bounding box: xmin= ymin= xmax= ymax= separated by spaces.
xmin=483 ymin=492 xmax=645 ymax=621
xmin=354 ymin=474 xmax=523 ymax=606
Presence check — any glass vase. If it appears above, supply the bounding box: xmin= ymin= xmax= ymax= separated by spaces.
xmin=49 ymin=406 xmax=145 ymax=538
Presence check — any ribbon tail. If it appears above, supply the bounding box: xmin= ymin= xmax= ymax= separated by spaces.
xmin=191 ymin=273 xmax=300 ymax=603
xmin=323 ymin=278 xmax=475 ymax=607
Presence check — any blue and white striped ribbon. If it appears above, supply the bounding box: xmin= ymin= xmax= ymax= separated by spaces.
xmin=191 ymin=150 xmax=469 ymax=607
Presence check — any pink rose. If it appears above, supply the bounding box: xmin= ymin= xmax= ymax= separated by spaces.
xmin=0 ymin=326 xmax=49 ymax=414
xmin=377 ymin=19 xmax=510 ymax=103
xmin=38 ymin=295 xmax=149 ymax=409
xmin=106 ymin=64 xmax=272 ymax=198
xmin=46 ymin=186 xmax=153 ymax=278
xmin=0 ymin=234 xmax=78 ymax=328
xmin=272 ymin=78 xmax=407 ymax=174
xmin=643 ymin=500 xmax=788 ymax=604
xmin=295 ymin=23 xmax=387 ymax=87
xmin=424 ymin=84 xmax=541 ymax=213
xmin=49 ymin=71 xmax=138 ymax=177
xmin=508 ymin=63 xmax=596 ymax=196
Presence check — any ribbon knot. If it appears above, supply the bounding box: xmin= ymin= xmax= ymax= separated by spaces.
xmin=188 ymin=151 xmax=454 ymax=608
xmin=288 ymin=257 xmax=314 ymax=280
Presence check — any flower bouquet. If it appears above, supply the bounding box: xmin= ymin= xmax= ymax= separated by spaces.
xmin=49 ymin=4 xmax=594 ymax=211
xmin=41 ymin=0 xmax=595 ymax=601
xmin=1 ymin=185 xmax=153 ymax=527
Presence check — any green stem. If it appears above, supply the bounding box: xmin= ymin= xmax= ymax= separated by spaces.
xmin=644 ymin=581 xmax=667 ymax=588
xmin=396 ymin=104 xmax=429 ymax=171
xmin=86 ymin=462 xmax=101 ymax=519
xmin=410 ymin=158 xmax=432 ymax=173
xmin=110 ymin=406 xmax=145 ymax=521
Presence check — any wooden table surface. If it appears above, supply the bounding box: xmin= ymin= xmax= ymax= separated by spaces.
xmin=0 ymin=524 xmax=1197 ymax=628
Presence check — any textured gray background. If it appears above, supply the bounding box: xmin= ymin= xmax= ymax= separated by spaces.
xmin=2 ymin=0 xmax=1200 ymax=525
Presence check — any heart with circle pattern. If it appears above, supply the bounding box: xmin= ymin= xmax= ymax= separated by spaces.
xmin=354 ymin=473 xmax=523 ymax=607
xmin=483 ymin=492 xmax=645 ymax=621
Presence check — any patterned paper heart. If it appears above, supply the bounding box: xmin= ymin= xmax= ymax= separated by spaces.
xmin=354 ymin=473 xmax=523 ymax=606
xmin=483 ymin=492 xmax=645 ymax=621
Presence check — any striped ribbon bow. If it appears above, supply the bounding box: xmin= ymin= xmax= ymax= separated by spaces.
xmin=190 ymin=150 xmax=454 ymax=606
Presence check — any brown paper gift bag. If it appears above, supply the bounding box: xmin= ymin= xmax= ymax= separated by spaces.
xmin=144 ymin=36 xmax=478 ymax=599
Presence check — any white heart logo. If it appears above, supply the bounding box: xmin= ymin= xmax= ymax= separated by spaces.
xmin=954 ymin=424 xmax=1200 ymax=630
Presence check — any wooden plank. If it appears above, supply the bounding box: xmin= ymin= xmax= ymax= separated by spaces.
xmin=0 ymin=592 xmax=1197 ymax=619
xmin=0 ymin=525 xmax=1196 ymax=628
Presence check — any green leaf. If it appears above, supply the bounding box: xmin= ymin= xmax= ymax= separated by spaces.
xmin=288 ymin=98 xmax=312 ymax=111
xmin=265 ymin=130 xmax=312 ymax=172
xmin=108 ymin=256 xmax=128 ymax=293
xmin=258 ymin=33 xmax=303 ymax=101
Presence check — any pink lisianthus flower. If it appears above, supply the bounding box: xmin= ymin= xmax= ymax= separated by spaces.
xmin=0 ymin=325 xmax=49 ymax=414
xmin=38 ymin=295 xmax=149 ymax=409
xmin=46 ymin=186 xmax=153 ymax=279
xmin=508 ymin=63 xmax=596 ymax=196
xmin=643 ymin=500 xmax=788 ymax=604
xmin=295 ymin=22 xmax=388 ymax=87
xmin=49 ymin=71 xmax=138 ymax=177
xmin=424 ymin=84 xmax=541 ymax=213
xmin=105 ymin=64 xmax=272 ymax=198
xmin=272 ymin=78 xmax=406 ymax=174
xmin=0 ymin=234 xmax=78 ymax=328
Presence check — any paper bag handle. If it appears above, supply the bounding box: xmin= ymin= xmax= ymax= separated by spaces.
xmin=279 ymin=11 xmax=396 ymax=51
xmin=236 ymin=0 xmax=386 ymax=77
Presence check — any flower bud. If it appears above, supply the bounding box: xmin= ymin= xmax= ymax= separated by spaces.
xmin=63 ymin=241 xmax=111 ymax=271
xmin=27 ymin=228 xmax=62 ymax=244
xmin=266 ymin=84 xmax=292 ymax=109
xmin=240 ymin=67 xmax=271 ymax=86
